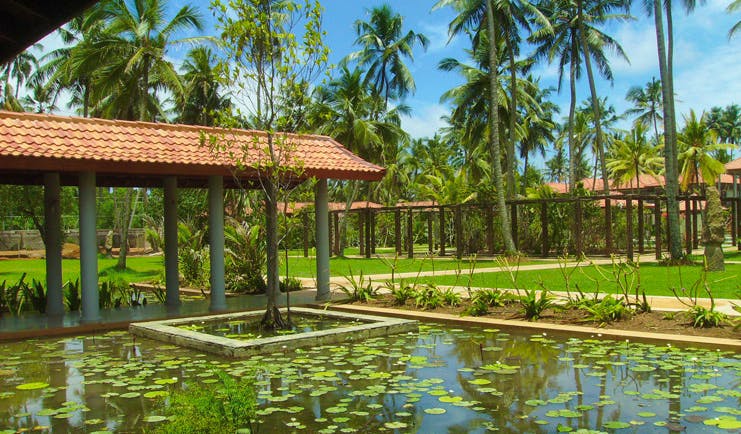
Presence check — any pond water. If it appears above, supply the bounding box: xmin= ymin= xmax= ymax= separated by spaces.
xmin=0 ymin=324 xmax=739 ymax=433
xmin=176 ymin=313 xmax=370 ymax=340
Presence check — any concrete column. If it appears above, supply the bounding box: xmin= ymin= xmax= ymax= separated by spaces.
xmin=163 ymin=176 xmax=180 ymax=307
xmin=208 ymin=176 xmax=226 ymax=311
xmin=315 ymin=179 xmax=330 ymax=301
xmin=79 ymin=171 xmax=99 ymax=323
xmin=44 ymin=172 xmax=64 ymax=317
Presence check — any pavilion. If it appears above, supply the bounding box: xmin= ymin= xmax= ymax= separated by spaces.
xmin=0 ymin=110 xmax=385 ymax=323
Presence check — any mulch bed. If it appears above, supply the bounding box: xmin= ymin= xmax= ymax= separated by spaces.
xmin=355 ymin=294 xmax=740 ymax=341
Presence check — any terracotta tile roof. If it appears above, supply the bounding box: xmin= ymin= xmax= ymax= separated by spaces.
xmin=0 ymin=111 xmax=385 ymax=186
xmin=274 ymin=201 xmax=383 ymax=214
xmin=726 ymin=158 xmax=741 ymax=174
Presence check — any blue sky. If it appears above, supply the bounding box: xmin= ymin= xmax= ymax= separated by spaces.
xmin=36 ymin=0 xmax=739 ymax=161
xmin=318 ymin=0 xmax=740 ymax=143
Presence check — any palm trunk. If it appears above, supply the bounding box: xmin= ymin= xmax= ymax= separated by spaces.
xmin=577 ymin=3 xmax=609 ymax=196
xmin=506 ymin=34 xmax=517 ymax=200
xmin=654 ymin=0 xmax=682 ymax=259
xmin=521 ymin=152 xmax=529 ymax=196
xmin=486 ymin=0 xmax=516 ymax=254
xmin=567 ymin=38 xmax=578 ymax=194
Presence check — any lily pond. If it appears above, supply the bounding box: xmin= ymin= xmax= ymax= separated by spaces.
xmin=176 ymin=313 xmax=370 ymax=340
xmin=0 ymin=323 xmax=739 ymax=433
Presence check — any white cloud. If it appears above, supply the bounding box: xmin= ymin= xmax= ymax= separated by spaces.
xmin=418 ymin=21 xmax=452 ymax=53
xmin=608 ymin=22 xmax=658 ymax=75
xmin=674 ymin=43 xmax=741 ymax=117
xmin=401 ymin=102 xmax=449 ymax=139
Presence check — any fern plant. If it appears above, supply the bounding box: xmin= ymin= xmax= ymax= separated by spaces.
xmin=519 ymin=289 xmax=557 ymax=321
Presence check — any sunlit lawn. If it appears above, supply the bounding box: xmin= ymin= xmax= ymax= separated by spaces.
xmin=419 ymin=262 xmax=741 ymax=299
xmin=0 ymin=256 xmax=163 ymax=285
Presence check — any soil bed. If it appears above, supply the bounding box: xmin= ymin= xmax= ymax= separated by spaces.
xmin=352 ymin=294 xmax=740 ymax=340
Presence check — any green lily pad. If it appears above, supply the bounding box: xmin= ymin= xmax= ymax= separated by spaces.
xmin=384 ymin=421 xmax=407 ymax=429
xmin=424 ymin=408 xmax=446 ymax=415
xmin=16 ymin=382 xmax=49 ymax=390
xmin=603 ymin=421 xmax=630 ymax=429
xmin=144 ymin=415 xmax=167 ymax=423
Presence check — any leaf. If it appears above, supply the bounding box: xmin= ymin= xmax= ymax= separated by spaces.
xmin=16 ymin=382 xmax=49 ymax=390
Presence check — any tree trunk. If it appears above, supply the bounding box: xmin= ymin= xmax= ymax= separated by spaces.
xmin=577 ymin=3 xmax=609 ymax=196
xmin=262 ymin=176 xmax=288 ymax=329
xmin=654 ymin=0 xmax=683 ymax=259
xmin=505 ymin=34 xmax=517 ymax=200
xmin=486 ymin=0 xmax=516 ymax=254
xmin=567 ymin=37 xmax=578 ymax=194
xmin=116 ymin=188 xmax=133 ymax=270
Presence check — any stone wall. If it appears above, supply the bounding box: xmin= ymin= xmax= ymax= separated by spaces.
xmin=0 ymin=229 xmax=148 ymax=251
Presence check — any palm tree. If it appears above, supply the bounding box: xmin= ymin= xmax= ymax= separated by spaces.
xmin=706 ymin=104 xmax=740 ymax=162
xmin=176 ymin=47 xmax=230 ymax=126
xmin=71 ymin=0 xmax=205 ymax=270
xmin=625 ymin=77 xmax=663 ymax=143
xmin=606 ymin=124 xmax=663 ymax=191
xmin=348 ymin=4 xmax=429 ymax=107
xmin=678 ymin=110 xmax=734 ymax=192
xmin=72 ymin=0 xmax=205 ymax=122
xmin=728 ymin=0 xmax=741 ymax=38
xmin=1 ymin=48 xmax=38 ymax=111
xmin=518 ymin=77 xmax=558 ymax=194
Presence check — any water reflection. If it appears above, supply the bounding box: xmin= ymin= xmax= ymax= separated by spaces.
xmin=0 ymin=325 xmax=738 ymax=433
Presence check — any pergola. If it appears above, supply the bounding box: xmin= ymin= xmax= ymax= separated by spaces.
xmin=0 ymin=110 xmax=385 ymax=322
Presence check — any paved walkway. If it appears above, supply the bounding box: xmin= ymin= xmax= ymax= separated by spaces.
xmin=300 ymin=252 xmax=740 ymax=317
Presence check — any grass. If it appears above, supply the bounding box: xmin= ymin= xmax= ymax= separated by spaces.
xmin=418 ymin=262 xmax=741 ymax=299
xmin=0 ymin=256 xmax=163 ymax=285
xmin=280 ymin=254 xmax=547 ymax=278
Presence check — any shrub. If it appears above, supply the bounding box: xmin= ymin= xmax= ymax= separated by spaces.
xmin=686 ymin=305 xmax=728 ymax=328
xmin=473 ymin=288 xmax=514 ymax=307
xmin=156 ymin=371 xmax=257 ymax=434
xmin=582 ymin=295 xmax=630 ymax=325
xmin=63 ymin=278 xmax=81 ymax=311
xmin=388 ymin=280 xmax=415 ymax=306
xmin=338 ymin=270 xmax=377 ymax=303
xmin=279 ymin=277 xmax=303 ymax=293
xmin=464 ymin=298 xmax=489 ymax=316
xmin=440 ymin=288 xmax=462 ymax=307
xmin=99 ymin=277 xmax=128 ymax=309
xmin=519 ymin=289 xmax=557 ymax=321
xmin=414 ymin=285 xmax=443 ymax=310
xmin=178 ymin=221 xmax=210 ymax=289
xmin=224 ymin=218 xmax=266 ymax=294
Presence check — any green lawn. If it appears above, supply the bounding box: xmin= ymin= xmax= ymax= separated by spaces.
xmin=281 ymin=255 xmax=546 ymax=278
xmin=418 ymin=262 xmax=741 ymax=299
xmin=0 ymin=256 xmax=163 ymax=285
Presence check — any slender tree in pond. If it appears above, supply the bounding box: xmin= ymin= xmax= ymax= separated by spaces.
xmin=212 ymin=0 xmax=329 ymax=329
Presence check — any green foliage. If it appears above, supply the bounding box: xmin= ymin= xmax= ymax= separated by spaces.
xmin=156 ymin=371 xmax=257 ymax=434
xmin=686 ymin=305 xmax=728 ymax=328
xmin=279 ymin=277 xmax=303 ymax=293
xmin=518 ymin=289 xmax=557 ymax=321
xmin=0 ymin=273 xmax=45 ymax=314
xmin=472 ymin=288 xmax=514 ymax=308
xmin=99 ymin=277 xmax=129 ymax=309
xmin=63 ymin=278 xmax=81 ymax=311
xmin=151 ymin=283 xmax=167 ymax=304
xmin=440 ymin=288 xmax=462 ymax=307
xmin=464 ymin=298 xmax=489 ymax=316
xmin=224 ymin=218 xmax=266 ymax=294
xmin=414 ymin=284 xmax=443 ymax=310
xmin=338 ymin=269 xmax=377 ymax=303
xmin=178 ymin=222 xmax=210 ymax=289
xmin=386 ymin=279 xmax=416 ymax=305
xmin=582 ymin=295 xmax=631 ymax=325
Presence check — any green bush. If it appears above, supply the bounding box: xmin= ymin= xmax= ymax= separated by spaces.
xmin=280 ymin=277 xmax=303 ymax=293
xmin=388 ymin=279 xmax=416 ymax=305
xmin=156 ymin=371 xmax=257 ymax=434
xmin=224 ymin=218 xmax=267 ymax=294
xmin=472 ymin=288 xmax=513 ymax=307
xmin=582 ymin=295 xmax=630 ymax=325
xmin=440 ymin=288 xmax=462 ymax=307
xmin=338 ymin=270 xmax=377 ymax=302
xmin=464 ymin=298 xmax=489 ymax=316
xmin=686 ymin=305 xmax=728 ymax=328
xmin=414 ymin=285 xmax=443 ymax=310
xmin=63 ymin=278 xmax=81 ymax=311
xmin=519 ymin=289 xmax=557 ymax=321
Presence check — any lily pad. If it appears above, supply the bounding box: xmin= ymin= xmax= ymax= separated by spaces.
xmin=144 ymin=415 xmax=167 ymax=423
xmin=424 ymin=408 xmax=446 ymax=415
xmin=16 ymin=382 xmax=49 ymax=390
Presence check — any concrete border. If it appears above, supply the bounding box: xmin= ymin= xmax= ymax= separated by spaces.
xmin=129 ymin=307 xmax=418 ymax=357
xmin=327 ymin=304 xmax=741 ymax=351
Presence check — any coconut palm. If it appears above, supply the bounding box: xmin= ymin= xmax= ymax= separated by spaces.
xmin=625 ymin=77 xmax=663 ymax=143
xmin=347 ymin=4 xmax=429 ymax=107
xmin=1 ymin=48 xmax=38 ymax=111
xmin=72 ymin=0 xmax=205 ymax=122
xmin=706 ymin=104 xmax=740 ymax=162
xmin=728 ymin=0 xmax=741 ymax=38
xmin=678 ymin=110 xmax=734 ymax=192
xmin=176 ymin=47 xmax=230 ymax=126
xmin=530 ymin=0 xmax=629 ymax=195
xmin=69 ymin=0 xmax=206 ymax=270
xmin=518 ymin=77 xmax=558 ymax=194
xmin=606 ymin=124 xmax=663 ymax=191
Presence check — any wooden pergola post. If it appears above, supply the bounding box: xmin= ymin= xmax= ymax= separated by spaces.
xmin=654 ymin=195 xmax=662 ymax=260
xmin=370 ymin=210 xmax=377 ymax=254
xmin=486 ymin=205 xmax=494 ymax=255
xmin=439 ymin=206 xmax=446 ymax=256
xmin=427 ymin=212 xmax=433 ymax=254
xmin=365 ymin=209 xmax=372 ymax=259
xmin=684 ymin=196 xmax=692 ymax=254
xmin=510 ymin=203 xmax=518 ymax=251
xmin=394 ymin=209 xmax=402 ymax=255
xmin=455 ymin=205 xmax=463 ymax=259
xmin=407 ymin=208 xmax=414 ymax=259
xmin=358 ymin=211 xmax=365 ymax=256
xmin=302 ymin=212 xmax=309 ymax=258
xmin=575 ymin=198 xmax=583 ymax=255
xmin=637 ymin=199 xmax=645 ymax=254
xmin=604 ymin=197 xmax=612 ymax=254
xmin=692 ymin=198 xmax=699 ymax=250
xmin=540 ymin=201 xmax=549 ymax=257
xmin=626 ymin=197 xmax=634 ymax=262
